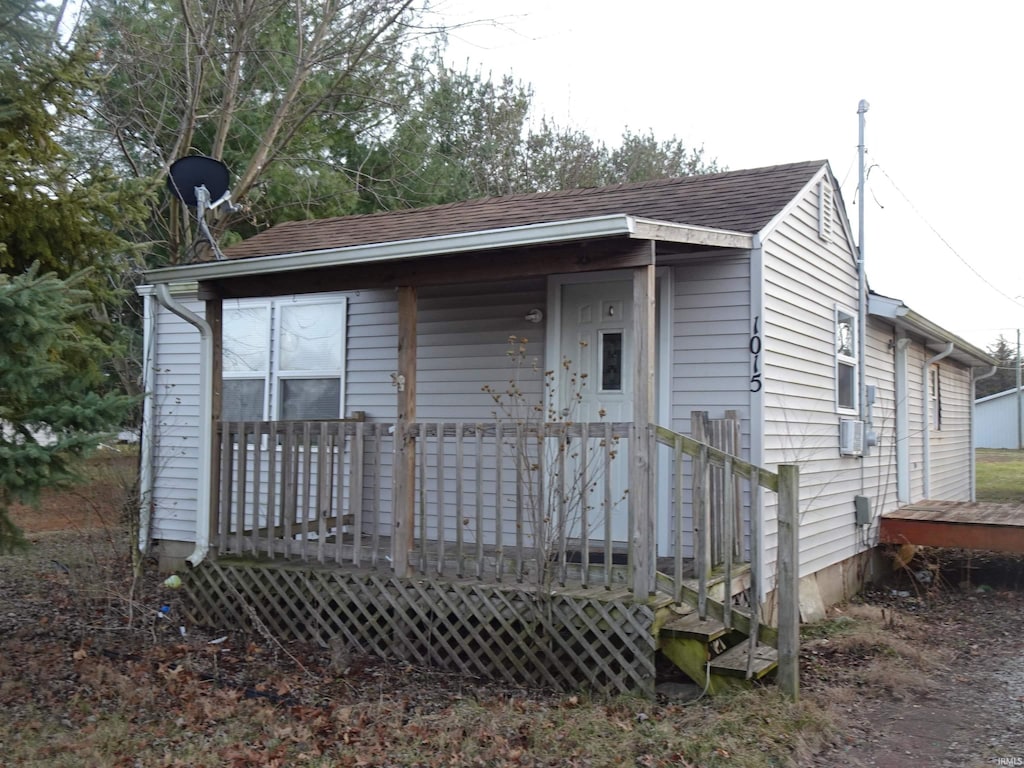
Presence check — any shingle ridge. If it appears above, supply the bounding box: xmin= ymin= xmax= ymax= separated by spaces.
xmin=262 ymin=160 xmax=825 ymax=228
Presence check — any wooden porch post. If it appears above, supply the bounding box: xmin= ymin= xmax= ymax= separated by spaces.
xmin=392 ymin=286 xmax=417 ymax=577
xmin=631 ymin=259 xmax=656 ymax=598
xmin=776 ymin=463 xmax=801 ymax=700
xmin=206 ymin=296 xmax=223 ymax=553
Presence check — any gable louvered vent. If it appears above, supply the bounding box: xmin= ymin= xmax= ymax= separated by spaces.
xmin=818 ymin=179 xmax=834 ymax=242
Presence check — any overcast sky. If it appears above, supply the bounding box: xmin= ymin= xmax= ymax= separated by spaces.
xmin=434 ymin=0 xmax=1023 ymax=350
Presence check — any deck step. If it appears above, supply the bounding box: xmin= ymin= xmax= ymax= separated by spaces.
xmin=660 ymin=612 xmax=729 ymax=642
xmin=709 ymin=642 xmax=778 ymax=680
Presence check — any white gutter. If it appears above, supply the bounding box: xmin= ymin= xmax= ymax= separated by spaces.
xmin=922 ymin=343 xmax=954 ymax=498
xmin=152 ymin=283 xmax=213 ymax=567
xmin=970 ymin=365 xmax=999 ymax=501
xmin=142 ymin=214 xmax=752 ymax=285
xmin=137 ymin=290 xmax=157 ymax=556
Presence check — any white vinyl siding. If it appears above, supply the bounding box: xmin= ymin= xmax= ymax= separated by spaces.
xmin=760 ymin=173 xmax=866 ymax=579
xmin=671 ymin=255 xmax=752 ymax=429
xmin=146 ymin=280 xmax=548 ymax=546
xmin=148 ymin=294 xmax=205 ymax=542
xmin=904 ymin=342 xmax=927 ymax=502
xmin=929 ymin=359 xmax=972 ymax=499
xmin=853 ymin=318 xmax=900 ymax=549
xmin=669 ymin=254 xmax=752 ymax=558
xmin=416 ymin=281 xmax=547 ymax=420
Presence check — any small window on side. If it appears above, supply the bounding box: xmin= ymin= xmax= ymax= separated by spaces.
xmin=836 ymin=307 xmax=857 ymax=412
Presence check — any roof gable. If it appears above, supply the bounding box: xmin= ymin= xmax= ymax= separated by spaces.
xmin=225 ymin=160 xmax=826 ymax=261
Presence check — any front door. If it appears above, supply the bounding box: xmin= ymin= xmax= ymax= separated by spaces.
xmin=558 ymin=281 xmax=633 ymax=546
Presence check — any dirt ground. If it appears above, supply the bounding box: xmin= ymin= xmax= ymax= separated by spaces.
xmin=2 ymin=454 xmax=1024 ymax=767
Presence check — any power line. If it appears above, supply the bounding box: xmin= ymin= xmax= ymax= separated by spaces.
xmin=868 ymin=156 xmax=1024 ymax=312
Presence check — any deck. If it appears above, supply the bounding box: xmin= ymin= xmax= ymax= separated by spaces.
xmin=188 ymin=417 xmax=800 ymax=694
xmin=880 ymin=501 xmax=1024 ymax=554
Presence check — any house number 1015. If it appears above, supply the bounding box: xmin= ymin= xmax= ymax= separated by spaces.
xmin=750 ymin=316 xmax=762 ymax=392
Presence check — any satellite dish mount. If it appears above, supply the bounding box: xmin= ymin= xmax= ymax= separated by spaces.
xmin=167 ymin=156 xmax=238 ymax=261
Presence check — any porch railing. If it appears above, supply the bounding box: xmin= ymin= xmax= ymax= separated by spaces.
xmin=213 ymin=419 xmax=633 ymax=585
xmin=213 ymin=419 xmax=395 ymax=567
xmin=405 ymin=421 xmax=632 ymax=588
xmin=212 ymin=419 xmax=797 ymax=619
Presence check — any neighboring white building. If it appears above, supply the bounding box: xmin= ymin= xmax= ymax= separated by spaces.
xmin=975 ymin=388 xmax=1024 ymax=449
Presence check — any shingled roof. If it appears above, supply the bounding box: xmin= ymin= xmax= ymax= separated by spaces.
xmin=224 ymin=160 xmax=827 ymax=261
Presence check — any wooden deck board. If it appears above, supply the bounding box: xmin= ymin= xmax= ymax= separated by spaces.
xmin=709 ymin=642 xmax=778 ymax=679
xmin=880 ymin=501 xmax=1024 ymax=553
xmin=660 ymin=612 xmax=729 ymax=642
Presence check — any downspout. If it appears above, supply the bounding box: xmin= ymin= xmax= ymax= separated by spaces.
xmin=137 ymin=289 xmax=157 ymax=556
xmin=153 ymin=283 xmax=213 ymax=567
xmin=894 ymin=334 xmax=911 ymax=504
xmin=971 ymin=365 xmax=998 ymax=501
xmin=922 ymin=343 xmax=954 ymax=499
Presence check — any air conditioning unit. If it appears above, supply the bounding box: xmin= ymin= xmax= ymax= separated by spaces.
xmin=839 ymin=419 xmax=865 ymax=457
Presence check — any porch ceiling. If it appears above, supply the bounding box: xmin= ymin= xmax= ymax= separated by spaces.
xmin=146 ymin=214 xmax=753 ymax=298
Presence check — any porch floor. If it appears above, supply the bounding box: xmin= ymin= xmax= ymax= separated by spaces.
xmin=880 ymin=500 xmax=1024 ymax=554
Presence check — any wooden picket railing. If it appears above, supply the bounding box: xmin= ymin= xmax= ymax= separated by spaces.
xmin=653 ymin=419 xmax=799 ymax=690
xmin=405 ymin=421 xmax=631 ymax=587
xmin=211 ymin=418 xmax=798 ymax=654
xmin=213 ymin=419 xmax=394 ymax=567
xmin=212 ymin=419 xmax=632 ymax=587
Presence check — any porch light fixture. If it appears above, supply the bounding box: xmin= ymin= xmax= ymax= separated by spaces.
xmin=525 ymin=308 xmax=543 ymax=324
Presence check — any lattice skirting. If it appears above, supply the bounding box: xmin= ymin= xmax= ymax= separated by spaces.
xmin=185 ymin=560 xmax=656 ymax=695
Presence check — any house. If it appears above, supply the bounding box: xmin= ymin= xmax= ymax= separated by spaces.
xmin=138 ymin=160 xmax=995 ymax=693
xmin=975 ymin=388 xmax=1023 ymax=449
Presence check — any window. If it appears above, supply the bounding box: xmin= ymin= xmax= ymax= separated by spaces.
xmin=599 ymin=330 xmax=623 ymax=392
xmin=835 ymin=307 xmax=857 ymax=413
xmin=930 ymin=364 xmax=942 ymax=430
xmin=221 ymin=295 xmax=346 ymax=422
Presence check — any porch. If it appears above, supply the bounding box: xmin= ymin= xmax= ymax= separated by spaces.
xmin=880 ymin=501 xmax=1024 ymax=554
xmin=185 ymin=415 xmax=800 ymax=694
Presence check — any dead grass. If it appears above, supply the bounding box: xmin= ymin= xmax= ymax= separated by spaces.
xmin=9 ymin=452 xmax=1024 ymax=766
xmin=800 ymin=600 xmax=955 ymax=705
xmin=1 ymin=463 xmax=840 ymax=768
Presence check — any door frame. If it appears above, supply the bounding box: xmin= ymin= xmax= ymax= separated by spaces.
xmin=545 ymin=268 xmax=673 ymax=555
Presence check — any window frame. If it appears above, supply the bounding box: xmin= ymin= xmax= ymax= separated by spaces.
xmin=930 ymin=363 xmax=942 ymax=431
xmin=835 ymin=304 xmax=858 ymax=415
xmin=221 ymin=302 xmax=272 ymax=422
xmin=221 ymin=294 xmax=347 ymax=422
xmin=597 ymin=328 xmax=625 ymax=393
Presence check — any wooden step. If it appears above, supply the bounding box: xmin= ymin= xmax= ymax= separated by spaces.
xmin=660 ymin=612 xmax=729 ymax=642
xmin=709 ymin=642 xmax=778 ymax=680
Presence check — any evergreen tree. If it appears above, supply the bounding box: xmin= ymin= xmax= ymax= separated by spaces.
xmin=978 ymin=334 xmax=1020 ymax=399
xmin=0 ymin=267 xmax=133 ymax=552
xmin=1 ymin=0 xmax=141 ymax=549
xmin=1 ymin=0 xmax=150 ymax=402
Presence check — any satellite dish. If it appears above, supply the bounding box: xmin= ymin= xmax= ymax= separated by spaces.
xmin=167 ymin=156 xmax=230 ymax=207
xmin=166 ymin=155 xmax=238 ymax=261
